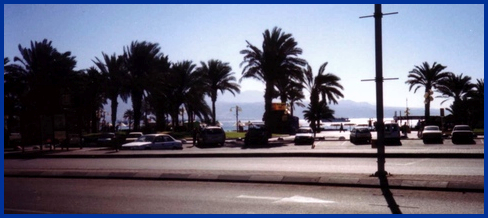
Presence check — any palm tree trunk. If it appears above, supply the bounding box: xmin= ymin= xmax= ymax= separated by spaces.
xmin=264 ymin=82 xmax=274 ymax=135
xmin=424 ymin=86 xmax=431 ymax=124
xmin=111 ymin=97 xmax=118 ymax=131
xmin=132 ymin=92 xmax=142 ymax=131
xmin=212 ymin=99 xmax=216 ymax=126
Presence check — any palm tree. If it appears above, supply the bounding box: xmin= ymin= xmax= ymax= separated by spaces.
xmin=77 ymin=67 xmax=107 ymax=133
xmin=197 ymin=59 xmax=241 ymax=125
xmin=437 ymin=73 xmax=474 ymax=104
xmin=303 ymin=102 xmax=334 ymax=136
xmin=240 ymin=27 xmax=307 ymax=132
xmin=6 ymin=39 xmax=78 ymax=145
xmin=405 ymin=62 xmax=450 ymax=123
xmin=436 ymin=73 xmax=475 ymax=124
xmin=123 ymin=41 xmax=162 ymax=131
xmin=468 ymin=79 xmax=484 ymax=128
xmin=285 ymin=81 xmax=306 ymax=117
xmin=303 ymin=62 xmax=344 ymax=132
xmin=145 ymin=54 xmax=172 ymax=131
xmin=123 ymin=109 xmax=134 ymax=130
xmin=169 ymin=61 xmax=211 ymax=129
xmin=93 ymin=53 xmax=129 ymax=131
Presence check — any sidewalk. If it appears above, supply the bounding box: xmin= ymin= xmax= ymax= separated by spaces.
xmin=4 ymin=168 xmax=484 ymax=193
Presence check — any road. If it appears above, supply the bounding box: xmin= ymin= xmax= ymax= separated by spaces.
xmin=4 ymin=177 xmax=483 ymax=214
xmin=4 ymin=157 xmax=483 ymax=176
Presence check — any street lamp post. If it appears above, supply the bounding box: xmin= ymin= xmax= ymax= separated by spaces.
xmin=230 ymin=106 xmax=242 ymax=132
xmin=360 ymin=4 xmax=398 ymax=177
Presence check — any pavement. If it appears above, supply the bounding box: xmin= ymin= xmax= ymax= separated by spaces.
xmin=4 ymin=131 xmax=484 ymax=193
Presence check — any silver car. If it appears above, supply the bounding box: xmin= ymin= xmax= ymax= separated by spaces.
xmin=121 ymin=134 xmax=183 ymax=150
xmin=350 ymin=127 xmax=372 ymax=144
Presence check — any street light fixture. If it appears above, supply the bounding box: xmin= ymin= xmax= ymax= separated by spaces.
xmin=230 ymin=105 xmax=242 ymax=132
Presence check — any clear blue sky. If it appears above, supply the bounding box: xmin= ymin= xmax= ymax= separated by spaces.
xmin=4 ymin=4 xmax=484 ymax=110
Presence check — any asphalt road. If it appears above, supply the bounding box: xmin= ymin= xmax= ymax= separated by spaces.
xmin=4 ymin=157 xmax=483 ymax=176
xmin=4 ymin=177 xmax=483 ymax=214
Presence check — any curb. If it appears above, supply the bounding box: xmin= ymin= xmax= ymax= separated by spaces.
xmin=4 ymin=152 xmax=484 ymax=159
xmin=4 ymin=170 xmax=483 ymax=193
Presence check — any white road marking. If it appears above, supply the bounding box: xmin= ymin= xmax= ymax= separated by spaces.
xmin=4 ymin=208 xmax=53 ymax=214
xmin=237 ymin=195 xmax=281 ymax=201
xmin=237 ymin=195 xmax=335 ymax=204
xmin=390 ymin=158 xmax=429 ymax=166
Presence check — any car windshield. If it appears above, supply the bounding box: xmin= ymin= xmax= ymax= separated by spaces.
xmin=297 ymin=128 xmax=312 ymax=133
xmin=204 ymin=128 xmax=224 ymax=134
xmin=357 ymin=128 xmax=370 ymax=133
xmin=425 ymin=126 xmax=439 ymax=131
xmin=128 ymin=134 xmax=141 ymax=138
xmin=454 ymin=126 xmax=472 ymax=131
xmin=135 ymin=135 xmax=155 ymax=142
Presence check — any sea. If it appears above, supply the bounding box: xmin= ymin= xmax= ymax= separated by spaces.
xmin=219 ymin=117 xmax=402 ymax=132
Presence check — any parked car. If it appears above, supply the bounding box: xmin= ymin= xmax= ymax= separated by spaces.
xmin=97 ymin=133 xmax=115 ymax=146
xmin=451 ymin=125 xmax=476 ymax=144
xmin=384 ymin=123 xmax=401 ymax=145
xmin=294 ymin=127 xmax=315 ymax=145
xmin=244 ymin=123 xmax=269 ymax=147
xmin=350 ymin=127 xmax=372 ymax=144
xmin=421 ymin=125 xmax=443 ymax=144
xmin=121 ymin=134 xmax=183 ymax=150
xmin=197 ymin=126 xmax=226 ymax=147
xmin=125 ymin=132 xmax=143 ymax=143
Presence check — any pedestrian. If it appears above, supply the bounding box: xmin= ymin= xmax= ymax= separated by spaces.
xmin=192 ymin=127 xmax=198 ymax=146
xmin=339 ymin=123 xmax=344 ymax=133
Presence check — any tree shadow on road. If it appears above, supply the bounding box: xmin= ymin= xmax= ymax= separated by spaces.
xmin=378 ymin=174 xmax=402 ymax=214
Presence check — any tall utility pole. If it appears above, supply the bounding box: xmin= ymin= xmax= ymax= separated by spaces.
xmin=361 ymin=4 xmax=398 ymax=177
xmin=230 ymin=105 xmax=242 ymax=132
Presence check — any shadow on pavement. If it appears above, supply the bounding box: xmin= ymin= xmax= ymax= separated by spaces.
xmin=241 ymin=142 xmax=289 ymax=150
xmin=378 ymin=175 xmax=402 ymax=214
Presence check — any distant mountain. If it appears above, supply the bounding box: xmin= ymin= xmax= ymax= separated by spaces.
xmin=105 ymin=95 xmax=440 ymax=122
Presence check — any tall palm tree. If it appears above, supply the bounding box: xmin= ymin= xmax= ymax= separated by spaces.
xmin=240 ymin=27 xmax=307 ymax=132
xmin=123 ymin=41 xmax=162 ymax=131
xmin=75 ymin=67 xmax=107 ymax=133
xmin=169 ymin=61 xmax=211 ymax=129
xmin=145 ymin=54 xmax=172 ymax=131
xmin=436 ymin=73 xmax=475 ymax=124
xmin=303 ymin=62 xmax=344 ymax=132
xmin=405 ymin=62 xmax=450 ymax=123
xmin=6 ymin=39 xmax=78 ymax=145
xmin=93 ymin=53 xmax=129 ymax=130
xmin=197 ymin=59 xmax=241 ymax=125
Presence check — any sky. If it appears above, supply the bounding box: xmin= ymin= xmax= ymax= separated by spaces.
xmin=4 ymin=4 xmax=484 ymax=111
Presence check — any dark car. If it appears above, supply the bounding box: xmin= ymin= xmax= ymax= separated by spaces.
xmin=97 ymin=133 xmax=116 ymax=147
xmin=244 ymin=123 xmax=269 ymax=147
xmin=350 ymin=127 xmax=372 ymax=144
xmin=197 ymin=126 xmax=226 ymax=147
xmin=451 ymin=125 xmax=476 ymax=144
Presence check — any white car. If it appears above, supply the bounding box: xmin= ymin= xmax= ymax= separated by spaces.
xmin=421 ymin=125 xmax=443 ymax=144
xmin=294 ymin=127 xmax=315 ymax=145
xmin=121 ymin=134 xmax=183 ymax=150
xmin=125 ymin=132 xmax=143 ymax=143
